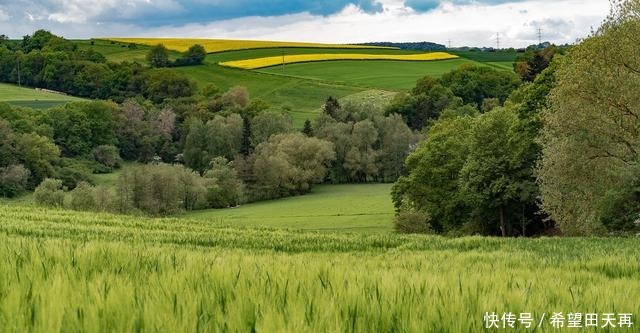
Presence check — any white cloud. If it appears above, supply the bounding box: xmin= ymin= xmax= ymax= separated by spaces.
xmin=0 ymin=8 xmax=9 ymax=22
xmin=141 ymin=0 xmax=609 ymax=47
xmin=0 ymin=0 xmax=610 ymax=47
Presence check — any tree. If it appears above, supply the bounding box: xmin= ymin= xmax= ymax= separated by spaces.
xmin=385 ymin=77 xmax=461 ymax=130
xmin=14 ymin=133 xmax=60 ymax=187
xmin=142 ymin=69 xmax=196 ymax=104
xmin=251 ymin=112 xmax=292 ymax=145
xmin=44 ymin=101 xmax=118 ymax=157
xmin=538 ymin=0 xmax=640 ymax=235
xmin=343 ymin=120 xmax=379 ymax=182
xmin=204 ymin=157 xmax=245 ymax=208
xmin=323 ymin=96 xmax=341 ymax=119
xmin=391 ymin=115 xmax=475 ymax=233
xmin=175 ymin=44 xmax=206 ymax=66
xmin=302 ymin=119 xmax=314 ymax=137
xmin=146 ymin=44 xmax=170 ymax=68
xmin=251 ymin=133 xmax=335 ymax=199
xmin=115 ymin=164 xmax=207 ymax=215
xmin=241 ymin=115 xmax=253 ymax=156
xmin=459 ymin=107 xmax=538 ymax=237
xmin=93 ymin=145 xmax=122 ymax=172
xmin=377 ymin=114 xmax=419 ymax=182
xmin=439 ymin=64 xmax=521 ymax=107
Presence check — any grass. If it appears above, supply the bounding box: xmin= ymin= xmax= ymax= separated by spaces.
xmin=0 ymin=204 xmax=638 ymax=332
xmin=183 ymin=184 xmax=395 ymax=233
xmin=174 ymin=64 xmax=364 ymax=126
xmin=257 ymin=58 xmax=478 ymax=90
xmin=104 ymin=38 xmax=394 ymax=53
xmin=0 ymin=83 xmax=83 ymax=109
xmin=66 ymin=43 xmax=516 ymax=125
xmin=220 ymin=52 xmax=458 ymax=70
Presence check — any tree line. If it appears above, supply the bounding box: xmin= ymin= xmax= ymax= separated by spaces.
xmin=0 ymin=30 xmax=197 ymax=102
xmin=392 ymin=0 xmax=640 ymax=236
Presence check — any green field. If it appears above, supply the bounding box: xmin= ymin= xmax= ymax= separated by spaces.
xmin=0 ymin=83 xmax=83 ymax=109
xmin=184 ymin=184 xmax=394 ymax=233
xmin=71 ymin=41 xmax=516 ymax=126
xmin=1 ymin=204 xmax=638 ymax=332
xmin=257 ymin=58 xmax=477 ymax=90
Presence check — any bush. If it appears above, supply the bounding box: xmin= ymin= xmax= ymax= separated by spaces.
xmin=54 ymin=159 xmax=93 ymax=190
xmin=0 ymin=164 xmax=30 ymax=197
xmin=93 ymin=145 xmax=122 ymax=172
xmin=34 ymin=178 xmax=65 ymax=207
xmin=66 ymin=181 xmax=96 ymax=211
xmin=394 ymin=210 xmax=433 ymax=234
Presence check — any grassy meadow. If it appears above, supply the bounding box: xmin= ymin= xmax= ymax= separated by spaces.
xmin=184 ymin=184 xmax=395 ymax=233
xmin=0 ymin=204 xmax=639 ymax=332
xmin=0 ymin=83 xmax=83 ymax=109
xmin=258 ymin=58 xmax=477 ymax=90
xmin=72 ymin=41 xmax=516 ymax=126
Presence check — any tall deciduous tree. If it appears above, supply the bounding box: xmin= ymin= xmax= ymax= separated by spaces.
xmin=459 ymin=106 xmax=538 ymax=236
xmin=538 ymin=0 xmax=640 ymax=235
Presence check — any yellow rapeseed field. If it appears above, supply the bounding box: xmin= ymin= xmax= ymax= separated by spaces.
xmin=219 ymin=52 xmax=459 ymax=69
xmin=105 ymin=38 xmax=394 ymax=53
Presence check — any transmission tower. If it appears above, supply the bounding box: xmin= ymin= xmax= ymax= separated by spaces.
xmin=496 ymin=32 xmax=501 ymax=50
xmin=447 ymin=40 xmax=452 ymax=49
xmin=537 ymin=28 xmax=543 ymax=45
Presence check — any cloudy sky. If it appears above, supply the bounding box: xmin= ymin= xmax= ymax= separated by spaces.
xmin=0 ymin=0 xmax=610 ymax=47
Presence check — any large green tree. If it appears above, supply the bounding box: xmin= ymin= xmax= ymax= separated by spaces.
xmin=538 ymin=0 xmax=640 ymax=235
xmin=459 ymin=106 xmax=538 ymax=236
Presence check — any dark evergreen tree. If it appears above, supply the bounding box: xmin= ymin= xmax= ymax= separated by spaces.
xmin=323 ymin=96 xmax=341 ymax=119
xmin=241 ymin=115 xmax=253 ymax=156
xmin=302 ymin=119 xmax=314 ymax=137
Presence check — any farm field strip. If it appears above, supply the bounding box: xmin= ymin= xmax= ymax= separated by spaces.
xmin=104 ymin=38 xmax=394 ymax=53
xmin=1 ymin=204 xmax=639 ymax=332
xmin=219 ymin=52 xmax=459 ymax=69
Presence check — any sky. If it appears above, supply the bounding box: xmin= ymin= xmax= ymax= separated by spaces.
xmin=0 ymin=0 xmax=610 ymax=47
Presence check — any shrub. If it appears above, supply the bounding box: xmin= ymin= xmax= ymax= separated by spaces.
xmin=0 ymin=164 xmax=31 ymax=197
xmin=93 ymin=145 xmax=122 ymax=172
xmin=66 ymin=181 xmax=96 ymax=211
xmin=394 ymin=210 xmax=433 ymax=234
xmin=54 ymin=159 xmax=93 ymax=190
xmin=34 ymin=178 xmax=65 ymax=207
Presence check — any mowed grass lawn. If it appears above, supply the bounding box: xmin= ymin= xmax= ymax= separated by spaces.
xmin=0 ymin=83 xmax=83 ymax=108
xmin=183 ymin=184 xmax=395 ymax=233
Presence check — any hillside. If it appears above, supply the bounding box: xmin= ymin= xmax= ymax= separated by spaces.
xmin=1 ymin=204 xmax=638 ymax=331
xmin=75 ymin=39 xmax=516 ymax=126
xmin=0 ymin=83 xmax=83 ymax=109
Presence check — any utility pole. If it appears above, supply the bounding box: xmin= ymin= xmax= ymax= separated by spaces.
xmin=496 ymin=32 xmax=501 ymax=50
xmin=281 ymin=49 xmax=285 ymax=73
